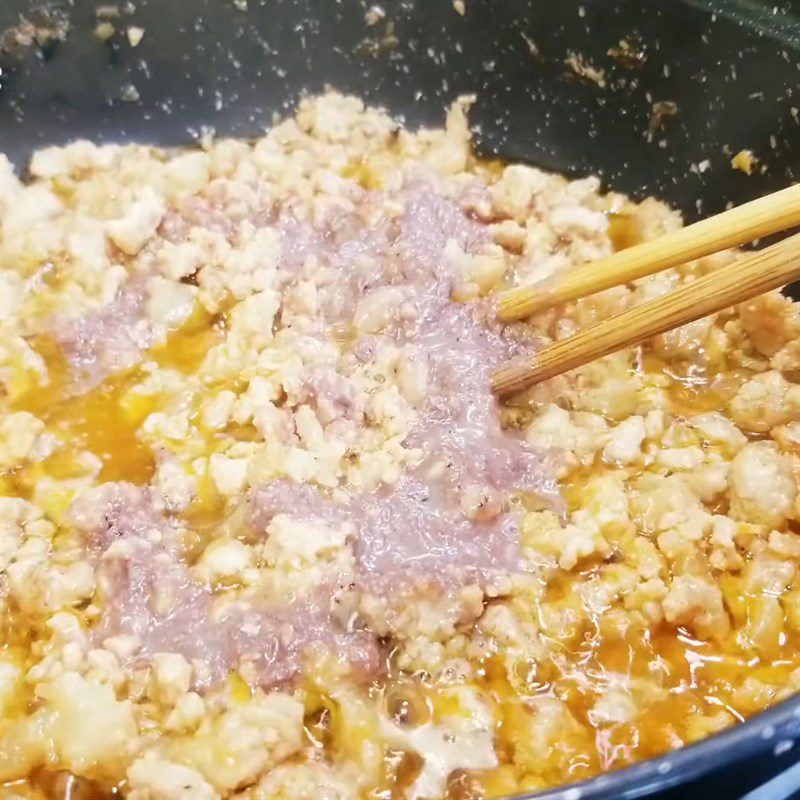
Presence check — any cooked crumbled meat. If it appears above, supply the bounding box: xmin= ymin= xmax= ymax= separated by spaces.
xmin=0 ymin=93 xmax=797 ymax=799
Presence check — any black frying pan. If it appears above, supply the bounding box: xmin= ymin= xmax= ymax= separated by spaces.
xmin=1 ymin=1 xmax=799 ymax=798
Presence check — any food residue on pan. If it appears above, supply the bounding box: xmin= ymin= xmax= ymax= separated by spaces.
xmin=648 ymin=100 xmax=679 ymax=135
xmin=0 ymin=9 xmax=69 ymax=52
xmin=731 ymin=148 xmax=757 ymax=175
xmin=364 ymin=5 xmax=386 ymax=26
xmin=564 ymin=52 xmax=607 ymax=87
xmin=94 ymin=21 xmax=116 ymax=41
xmin=0 ymin=93 xmax=798 ymax=800
xmin=607 ymin=38 xmax=646 ymax=69
xmin=356 ymin=19 xmax=399 ymax=58
xmin=127 ymin=26 xmax=145 ymax=47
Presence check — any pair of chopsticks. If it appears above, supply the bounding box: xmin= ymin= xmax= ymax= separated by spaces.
xmin=491 ymin=185 xmax=800 ymax=396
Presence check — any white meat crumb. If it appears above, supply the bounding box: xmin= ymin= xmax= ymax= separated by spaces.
xmin=193 ymin=539 xmax=254 ymax=585
xmin=729 ymin=441 xmax=797 ymax=527
xmin=603 ymin=415 xmax=646 ymax=464
xmin=127 ymin=754 xmax=219 ymax=800
xmin=150 ymin=653 xmax=193 ymax=706
xmin=106 ymin=187 xmax=166 ymax=255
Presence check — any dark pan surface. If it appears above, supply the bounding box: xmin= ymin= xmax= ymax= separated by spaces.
xmin=1 ymin=1 xmax=799 ymax=798
xmin=2 ymin=0 xmax=799 ymax=220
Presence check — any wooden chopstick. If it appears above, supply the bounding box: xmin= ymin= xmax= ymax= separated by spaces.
xmin=497 ymin=184 xmax=800 ymax=321
xmin=491 ymin=233 xmax=800 ymax=396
